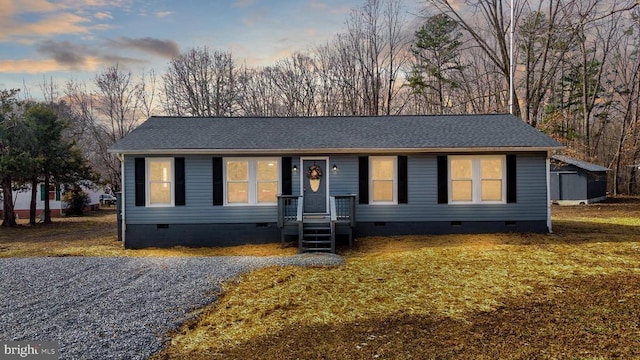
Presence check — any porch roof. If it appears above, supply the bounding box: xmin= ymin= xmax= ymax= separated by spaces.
xmin=109 ymin=114 xmax=563 ymax=155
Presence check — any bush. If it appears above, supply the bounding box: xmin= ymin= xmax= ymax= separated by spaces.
xmin=63 ymin=185 xmax=90 ymax=216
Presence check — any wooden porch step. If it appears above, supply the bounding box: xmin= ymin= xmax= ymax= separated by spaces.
xmin=302 ymin=240 xmax=331 ymax=249
xmin=304 ymin=226 xmax=331 ymax=231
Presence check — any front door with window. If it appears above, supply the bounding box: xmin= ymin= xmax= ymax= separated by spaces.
xmin=302 ymin=159 xmax=327 ymax=213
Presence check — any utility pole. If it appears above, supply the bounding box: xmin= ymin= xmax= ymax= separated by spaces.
xmin=509 ymin=0 xmax=514 ymax=115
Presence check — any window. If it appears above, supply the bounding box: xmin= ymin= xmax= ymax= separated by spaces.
xmin=147 ymin=158 xmax=174 ymax=206
xmin=225 ymin=158 xmax=279 ymax=205
xmin=226 ymin=160 xmax=249 ymax=203
xmin=449 ymin=156 xmax=505 ymax=204
xmin=370 ymin=156 xmax=396 ymax=204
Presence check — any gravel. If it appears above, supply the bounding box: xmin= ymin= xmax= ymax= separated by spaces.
xmin=0 ymin=254 xmax=343 ymax=359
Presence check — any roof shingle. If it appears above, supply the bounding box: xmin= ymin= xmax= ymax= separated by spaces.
xmin=109 ymin=114 xmax=563 ymax=154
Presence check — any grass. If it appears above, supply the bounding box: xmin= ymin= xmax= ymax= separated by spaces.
xmin=0 ymin=208 xmax=295 ymax=258
xmin=2 ymin=201 xmax=640 ymax=358
xmin=151 ymin=199 xmax=640 ymax=359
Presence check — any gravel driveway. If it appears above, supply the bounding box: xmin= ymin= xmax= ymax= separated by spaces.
xmin=0 ymin=255 xmax=343 ymax=359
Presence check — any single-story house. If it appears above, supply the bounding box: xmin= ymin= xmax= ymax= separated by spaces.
xmin=4 ymin=183 xmax=102 ymax=219
xmin=550 ymin=155 xmax=609 ymax=205
xmin=108 ymin=114 xmax=563 ymax=251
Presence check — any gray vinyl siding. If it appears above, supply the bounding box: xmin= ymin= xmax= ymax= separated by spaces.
xmin=124 ymin=152 xmax=549 ymax=225
xmin=337 ymin=153 xmax=548 ymax=222
xmin=125 ymin=155 xmax=279 ymax=224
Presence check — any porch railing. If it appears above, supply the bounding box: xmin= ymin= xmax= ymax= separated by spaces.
xmin=277 ymin=195 xmax=302 ymax=228
xmin=330 ymin=194 xmax=356 ymax=249
xmin=277 ymin=195 xmax=303 ymax=247
xmin=331 ymin=195 xmax=356 ymax=228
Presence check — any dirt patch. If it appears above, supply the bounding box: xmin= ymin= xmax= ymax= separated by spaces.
xmin=172 ymin=273 xmax=640 ymax=360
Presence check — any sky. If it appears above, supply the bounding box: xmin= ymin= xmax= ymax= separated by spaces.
xmin=0 ymin=0 xmax=385 ymax=98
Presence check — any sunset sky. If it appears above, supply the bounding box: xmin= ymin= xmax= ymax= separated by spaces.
xmin=0 ymin=0 xmax=421 ymax=97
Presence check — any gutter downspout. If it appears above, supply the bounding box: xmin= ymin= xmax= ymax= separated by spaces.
xmin=118 ymin=153 xmax=126 ymax=246
xmin=546 ymin=152 xmax=552 ymax=233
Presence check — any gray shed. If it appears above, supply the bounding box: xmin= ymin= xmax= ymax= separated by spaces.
xmin=550 ymin=155 xmax=609 ymax=205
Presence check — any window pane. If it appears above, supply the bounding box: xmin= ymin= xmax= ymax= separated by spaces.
xmin=451 ymin=159 xmax=472 ymax=179
xmin=481 ymin=158 xmax=503 ymax=179
xmin=227 ymin=183 xmax=248 ymax=203
xmin=257 ymin=182 xmax=277 ymax=203
xmin=373 ymin=180 xmax=393 ymax=201
xmin=451 ymin=180 xmax=472 ymax=201
xmin=227 ymin=161 xmax=248 ymax=181
xmin=372 ymin=159 xmax=394 ymax=179
xmin=149 ymin=161 xmax=171 ymax=182
xmin=482 ymin=180 xmax=502 ymax=201
xmin=257 ymin=160 xmax=278 ymax=181
xmin=149 ymin=183 xmax=171 ymax=204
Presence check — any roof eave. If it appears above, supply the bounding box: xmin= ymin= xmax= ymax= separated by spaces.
xmin=108 ymin=145 xmax=564 ymax=156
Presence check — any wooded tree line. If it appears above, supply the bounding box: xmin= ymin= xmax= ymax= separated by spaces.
xmin=4 ymin=0 xmax=640 ymax=199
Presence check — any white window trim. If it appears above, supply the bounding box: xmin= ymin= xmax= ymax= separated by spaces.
xmin=369 ymin=156 xmax=397 ymax=205
xmin=224 ymin=157 xmax=280 ymax=206
xmin=146 ymin=157 xmax=174 ymax=207
xmin=448 ymin=155 xmax=506 ymax=204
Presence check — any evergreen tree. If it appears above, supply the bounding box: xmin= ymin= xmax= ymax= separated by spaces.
xmin=23 ymin=103 xmax=94 ymax=224
xmin=408 ymin=14 xmax=464 ymax=113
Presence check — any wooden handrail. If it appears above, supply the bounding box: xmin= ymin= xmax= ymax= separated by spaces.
xmin=330 ymin=196 xmax=337 ymax=222
xmin=296 ymin=195 xmax=303 ymax=222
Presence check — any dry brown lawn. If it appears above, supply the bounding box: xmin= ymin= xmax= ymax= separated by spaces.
xmin=2 ymin=201 xmax=639 ymax=359
xmin=0 ymin=208 xmax=295 ymax=258
xmin=153 ymin=199 xmax=640 ymax=360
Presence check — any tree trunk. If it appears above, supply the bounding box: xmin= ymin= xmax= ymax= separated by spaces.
xmin=29 ymin=177 xmax=38 ymax=225
xmin=43 ymin=175 xmax=52 ymax=224
xmin=2 ymin=176 xmax=17 ymax=227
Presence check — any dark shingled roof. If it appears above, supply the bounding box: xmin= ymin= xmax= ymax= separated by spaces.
xmin=552 ymin=155 xmax=610 ymax=172
xmin=109 ymin=114 xmax=563 ymax=154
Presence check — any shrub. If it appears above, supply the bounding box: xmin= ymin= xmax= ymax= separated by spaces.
xmin=63 ymin=185 xmax=90 ymax=216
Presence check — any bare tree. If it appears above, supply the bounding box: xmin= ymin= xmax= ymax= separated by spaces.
xmin=424 ymin=0 xmax=524 ymax=115
xmin=64 ymin=66 xmax=152 ymax=191
xmin=163 ymin=47 xmax=239 ymax=116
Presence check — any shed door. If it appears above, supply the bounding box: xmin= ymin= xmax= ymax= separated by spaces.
xmin=302 ymin=159 xmax=327 ymax=213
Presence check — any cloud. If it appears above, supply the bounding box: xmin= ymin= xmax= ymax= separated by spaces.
xmin=232 ymin=0 xmax=256 ymax=7
xmin=308 ymin=0 xmax=328 ymax=11
xmin=109 ymin=37 xmax=180 ymax=58
xmin=155 ymin=11 xmax=173 ymax=18
xmin=0 ymin=12 xmax=93 ymax=41
xmin=94 ymin=11 xmax=112 ymax=20
xmin=27 ymin=38 xmax=153 ymax=73
xmin=0 ymin=0 xmax=120 ymax=42
xmin=37 ymin=40 xmax=90 ymax=67
xmin=0 ymin=57 xmax=101 ymax=74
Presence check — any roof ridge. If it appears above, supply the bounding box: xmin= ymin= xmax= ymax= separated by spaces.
xmin=147 ymin=113 xmax=514 ymax=120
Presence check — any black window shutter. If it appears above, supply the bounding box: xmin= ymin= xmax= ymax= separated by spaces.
xmin=398 ymin=156 xmax=408 ymax=204
xmin=507 ymin=154 xmax=517 ymax=203
xmin=358 ymin=156 xmax=369 ymax=204
xmin=175 ymin=157 xmax=186 ymax=206
xmin=212 ymin=157 xmax=223 ymax=206
xmin=134 ymin=158 xmax=145 ymax=206
xmin=437 ymin=156 xmax=448 ymax=204
xmin=281 ymin=157 xmax=292 ymax=195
